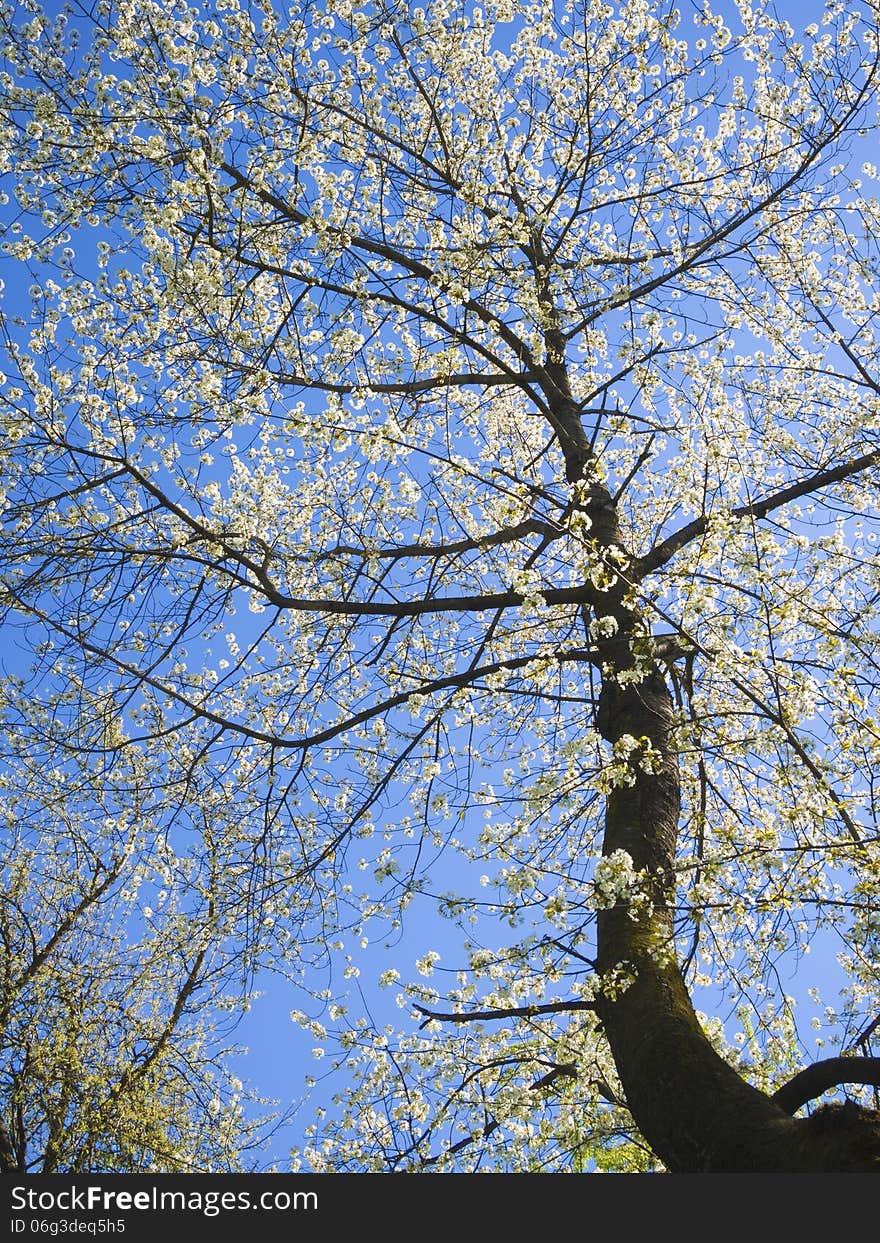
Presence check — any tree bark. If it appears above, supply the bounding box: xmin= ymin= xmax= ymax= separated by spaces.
xmin=588 ymin=524 xmax=880 ymax=1172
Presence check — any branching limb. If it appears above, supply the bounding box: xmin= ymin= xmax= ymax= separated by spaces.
xmin=413 ymin=998 xmax=595 ymax=1030
xmin=771 ymin=1057 xmax=880 ymax=1116
xmin=636 ymin=449 xmax=880 ymax=578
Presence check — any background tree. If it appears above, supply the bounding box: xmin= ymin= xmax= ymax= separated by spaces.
xmin=0 ymin=663 xmax=271 ymax=1170
xmin=1 ymin=0 xmax=880 ymax=1172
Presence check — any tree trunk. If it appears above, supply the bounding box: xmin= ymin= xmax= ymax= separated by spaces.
xmin=591 ymin=598 xmax=880 ymax=1172
xmin=534 ymin=331 xmax=880 ymax=1169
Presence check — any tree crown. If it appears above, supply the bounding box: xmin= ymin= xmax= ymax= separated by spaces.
xmin=1 ymin=0 xmax=879 ymax=1171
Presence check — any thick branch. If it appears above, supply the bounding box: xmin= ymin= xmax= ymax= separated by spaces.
xmin=9 ymin=591 xmax=599 ymax=752
xmin=255 ymin=584 xmax=592 ymax=616
xmin=268 ymin=370 xmax=536 ymax=395
xmin=413 ymin=998 xmax=595 ymax=1030
xmin=313 ymin=517 xmax=563 ymax=564
xmin=772 ymin=1058 xmax=880 ymax=1116
xmin=636 ymin=449 xmax=880 ymax=578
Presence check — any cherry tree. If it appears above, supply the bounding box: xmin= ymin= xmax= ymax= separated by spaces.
xmin=1 ymin=0 xmax=879 ymax=1171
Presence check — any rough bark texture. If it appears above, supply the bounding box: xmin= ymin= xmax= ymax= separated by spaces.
xmin=588 ymin=512 xmax=880 ymax=1172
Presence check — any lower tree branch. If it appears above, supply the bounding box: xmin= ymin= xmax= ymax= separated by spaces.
xmin=413 ymin=998 xmax=595 ymax=1030
xmin=772 ymin=1057 xmax=880 ymax=1116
